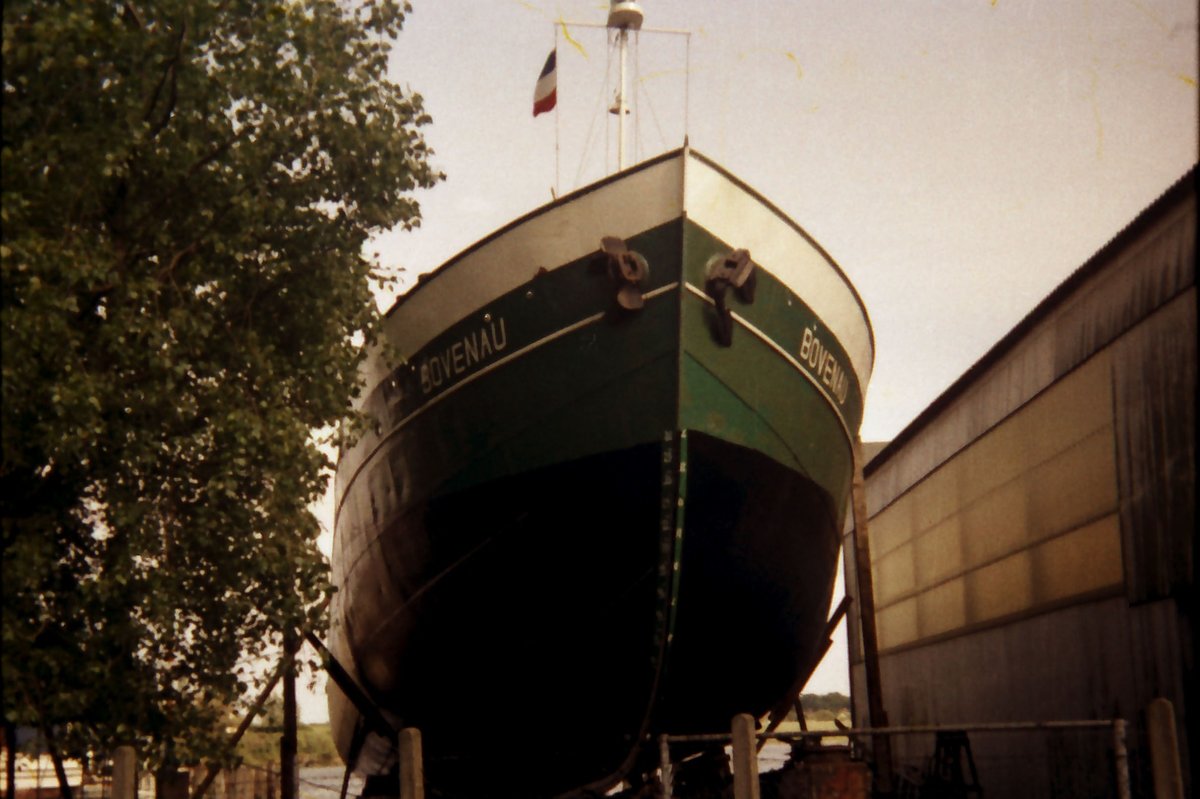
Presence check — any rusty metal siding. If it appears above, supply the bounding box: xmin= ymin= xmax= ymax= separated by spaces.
xmin=1049 ymin=198 xmax=1196 ymax=376
xmin=1113 ymin=289 xmax=1197 ymax=604
xmin=849 ymin=594 xmax=1191 ymax=798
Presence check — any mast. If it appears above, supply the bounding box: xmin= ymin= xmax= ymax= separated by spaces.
xmin=607 ymin=1 xmax=644 ymax=170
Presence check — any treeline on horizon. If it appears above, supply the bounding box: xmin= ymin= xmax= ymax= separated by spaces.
xmin=798 ymin=692 xmax=850 ymax=712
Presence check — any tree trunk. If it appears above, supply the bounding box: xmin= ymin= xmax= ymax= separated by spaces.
xmin=5 ymin=720 xmax=17 ymax=799
xmin=40 ymin=723 xmax=74 ymax=799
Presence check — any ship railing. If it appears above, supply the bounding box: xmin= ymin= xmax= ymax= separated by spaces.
xmin=657 ymin=715 xmax=1141 ymax=799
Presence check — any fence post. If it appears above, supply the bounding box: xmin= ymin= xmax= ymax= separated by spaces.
xmin=731 ymin=714 xmax=760 ymax=799
xmin=1147 ymin=698 xmax=1184 ymax=799
xmin=280 ymin=626 xmax=298 ymax=799
xmin=112 ymin=746 xmax=137 ymax=799
xmin=237 ymin=765 xmax=254 ymax=799
xmin=658 ymin=735 xmax=673 ymax=799
xmin=1112 ymin=718 xmax=1131 ymax=799
xmin=399 ymin=727 xmax=424 ymax=799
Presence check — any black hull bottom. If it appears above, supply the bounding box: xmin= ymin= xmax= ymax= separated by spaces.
xmin=662 ymin=433 xmax=841 ymax=734
xmin=334 ymin=433 xmax=840 ymax=796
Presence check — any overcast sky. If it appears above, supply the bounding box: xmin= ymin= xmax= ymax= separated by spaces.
xmin=302 ymin=0 xmax=1198 ymax=722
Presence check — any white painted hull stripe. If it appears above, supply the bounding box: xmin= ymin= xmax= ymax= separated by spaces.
xmin=683 ymin=155 xmax=874 ymax=386
xmin=366 ymin=150 xmax=874 ymax=393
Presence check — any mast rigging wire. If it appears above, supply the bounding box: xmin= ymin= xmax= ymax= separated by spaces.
xmin=572 ymin=32 xmax=614 ymax=188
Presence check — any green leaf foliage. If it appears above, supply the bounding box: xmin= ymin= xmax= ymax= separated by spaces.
xmin=237 ymin=722 xmax=340 ymax=769
xmin=1 ymin=0 xmax=439 ymax=774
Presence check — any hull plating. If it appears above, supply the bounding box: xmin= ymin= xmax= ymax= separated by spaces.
xmin=328 ymin=149 xmax=872 ymax=795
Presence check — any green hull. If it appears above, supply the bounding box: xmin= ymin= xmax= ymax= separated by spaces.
xmin=329 ymin=148 xmax=873 ymax=794
xmin=341 ymin=215 xmax=862 ymax=518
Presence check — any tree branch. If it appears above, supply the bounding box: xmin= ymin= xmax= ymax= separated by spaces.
xmin=142 ymin=21 xmax=187 ymax=135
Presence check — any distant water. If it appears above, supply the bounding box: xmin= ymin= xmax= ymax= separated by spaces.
xmin=298 ymin=766 xmax=364 ymax=799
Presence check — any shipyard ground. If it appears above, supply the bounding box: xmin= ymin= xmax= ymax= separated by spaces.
xmin=599 ymin=742 xmax=869 ymax=799
xmin=581 ymin=715 xmax=874 ymax=799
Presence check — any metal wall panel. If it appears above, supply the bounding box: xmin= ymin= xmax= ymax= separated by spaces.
xmin=1051 ymin=201 xmax=1196 ymax=376
xmin=850 ymin=595 xmax=1191 ymax=798
xmin=845 ymin=170 xmax=1196 ymax=795
xmin=866 ymin=353 xmax=1121 ymax=652
xmin=1113 ymin=289 xmax=1196 ymax=604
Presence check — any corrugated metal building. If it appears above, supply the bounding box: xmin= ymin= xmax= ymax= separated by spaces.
xmin=844 ymin=167 xmax=1195 ymax=798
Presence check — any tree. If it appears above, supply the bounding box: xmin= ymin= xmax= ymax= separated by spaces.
xmin=1 ymin=1 xmax=440 ymax=792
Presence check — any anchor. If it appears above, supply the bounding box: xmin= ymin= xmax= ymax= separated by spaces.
xmin=600 ymin=235 xmax=650 ymax=310
xmin=704 ymin=248 xmax=757 ymax=346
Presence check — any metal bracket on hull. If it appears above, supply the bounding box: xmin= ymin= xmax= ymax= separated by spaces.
xmin=704 ymin=249 xmax=757 ymax=346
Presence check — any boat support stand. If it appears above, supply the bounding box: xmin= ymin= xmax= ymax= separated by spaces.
xmin=304 ymin=632 xmax=427 ymax=799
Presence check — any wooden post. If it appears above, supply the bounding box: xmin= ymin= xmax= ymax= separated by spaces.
xmin=658 ymin=735 xmax=673 ymax=799
xmin=235 ymin=765 xmax=253 ymax=799
xmin=398 ymin=728 xmax=424 ymax=799
xmin=112 ymin=746 xmax=137 ymax=799
xmin=730 ymin=713 xmax=760 ymax=799
xmin=850 ymin=435 xmax=894 ymax=793
xmin=280 ymin=629 xmax=298 ymax=799
xmin=1113 ymin=718 xmax=1131 ymax=799
xmin=794 ymin=698 xmax=808 ymax=732
xmin=1147 ymin=699 xmax=1183 ymax=799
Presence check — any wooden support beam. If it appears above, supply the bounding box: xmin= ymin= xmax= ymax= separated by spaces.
xmin=191 ymin=596 xmax=330 ymax=799
xmin=850 ymin=435 xmax=894 ymax=794
xmin=111 ymin=746 xmax=136 ymax=799
xmin=399 ymin=728 xmax=424 ymax=799
xmin=730 ymin=713 xmax=760 ymax=799
xmin=1147 ymin=699 xmax=1183 ymax=799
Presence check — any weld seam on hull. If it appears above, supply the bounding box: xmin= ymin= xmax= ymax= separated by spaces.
xmin=337 ymin=281 xmax=682 ymax=519
xmin=684 ymin=282 xmax=852 ymax=441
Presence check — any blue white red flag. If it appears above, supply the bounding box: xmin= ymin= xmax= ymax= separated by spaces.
xmin=533 ymin=50 xmax=557 ymax=116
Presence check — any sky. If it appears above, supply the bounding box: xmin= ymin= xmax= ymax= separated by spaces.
xmin=299 ymin=0 xmax=1198 ymax=722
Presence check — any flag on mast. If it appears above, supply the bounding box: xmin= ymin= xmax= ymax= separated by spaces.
xmin=533 ymin=50 xmax=557 ymax=116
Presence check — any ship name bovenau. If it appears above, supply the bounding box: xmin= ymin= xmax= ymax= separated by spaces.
xmin=419 ymin=316 xmax=509 ymax=395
